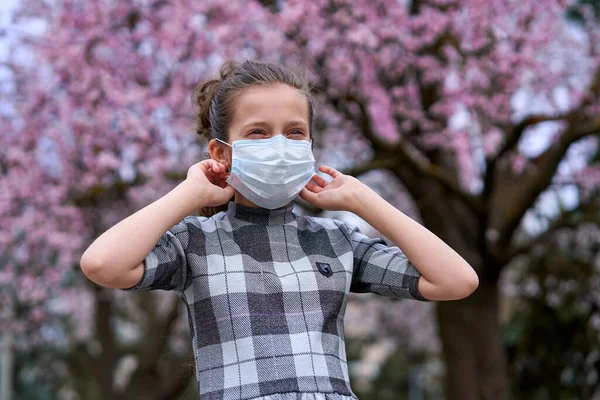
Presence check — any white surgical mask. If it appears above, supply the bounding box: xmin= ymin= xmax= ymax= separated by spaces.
xmin=215 ymin=135 xmax=315 ymax=209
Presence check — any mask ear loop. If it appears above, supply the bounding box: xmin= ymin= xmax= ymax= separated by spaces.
xmin=213 ymin=138 xmax=232 ymax=173
xmin=214 ymin=138 xmax=232 ymax=147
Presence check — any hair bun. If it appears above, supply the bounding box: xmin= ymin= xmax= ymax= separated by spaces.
xmin=191 ymin=61 xmax=239 ymax=141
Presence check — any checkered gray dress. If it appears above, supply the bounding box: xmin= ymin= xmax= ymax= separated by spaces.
xmin=125 ymin=201 xmax=428 ymax=400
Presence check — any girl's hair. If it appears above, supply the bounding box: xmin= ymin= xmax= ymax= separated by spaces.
xmin=191 ymin=60 xmax=317 ymax=216
xmin=192 ymin=59 xmax=317 ymax=142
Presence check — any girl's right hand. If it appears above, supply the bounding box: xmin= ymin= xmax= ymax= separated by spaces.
xmin=185 ymin=159 xmax=235 ymax=207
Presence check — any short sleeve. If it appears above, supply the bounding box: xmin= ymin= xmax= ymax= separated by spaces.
xmin=122 ymin=217 xmax=191 ymax=295
xmin=343 ymin=222 xmax=429 ymax=301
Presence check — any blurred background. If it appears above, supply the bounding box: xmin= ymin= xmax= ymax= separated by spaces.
xmin=1 ymin=0 xmax=599 ymax=399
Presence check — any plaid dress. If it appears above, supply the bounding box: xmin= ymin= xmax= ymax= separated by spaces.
xmin=124 ymin=201 xmax=428 ymax=400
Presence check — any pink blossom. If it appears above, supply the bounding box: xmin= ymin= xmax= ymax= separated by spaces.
xmin=3 ymin=0 xmax=598 ymax=364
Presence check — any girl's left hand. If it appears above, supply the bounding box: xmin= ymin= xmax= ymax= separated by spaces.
xmin=299 ymin=165 xmax=368 ymax=212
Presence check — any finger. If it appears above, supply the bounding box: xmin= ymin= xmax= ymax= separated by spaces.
xmin=212 ymin=161 xmax=225 ymax=174
xmin=210 ymin=185 xmax=235 ymax=206
xmin=215 ymin=175 xmax=230 ymax=188
xmin=202 ymin=159 xmax=225 ymax=170
xmin=222 ymin=184 xmax=235 ymax=199
xmin=217 ymin=162 xmax=229 ymax=175
xmin=318 ymin=165 xmax=341 ymax=178
xmin=217 ymin=173 xmax=228 ymax=184
xmin=299 ymin=187 xmax=319 ymax=205
xmin=198 ymin=159 xmax=216 ymax=174
xmin=305 ymin=181 xmax=323 ymax=193
xmin=310 ymin=174 xmax=328 ymax=188
xmin=204 ymin=169 xmax=219 ymax=185
xmin=192 ymin=159 xmax=211 ymax=168
xmin=205 ymin=164 xmax=226 ymax=183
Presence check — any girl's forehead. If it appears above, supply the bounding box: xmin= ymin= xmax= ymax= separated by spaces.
xmin=232 ymin=84 xmax=309 ymax=125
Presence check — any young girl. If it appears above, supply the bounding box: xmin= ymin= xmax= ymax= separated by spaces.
xmin=80 ymin=60 xmax=478 ymax=400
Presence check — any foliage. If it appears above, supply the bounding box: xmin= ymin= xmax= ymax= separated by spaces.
xmin=2 ymin=0 xmax=599 ymax=398
xmin=504 ymin=223 xmax=600 ymax=399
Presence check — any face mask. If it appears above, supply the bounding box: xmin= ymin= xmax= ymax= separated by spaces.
xmin=215 ymin=135 xmax=316 ymax=209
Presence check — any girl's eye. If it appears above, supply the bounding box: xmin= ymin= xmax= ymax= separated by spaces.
xmin=289 ymin=129 xmax=304 ymax=136
xmin=249 ymin=130 xmax=265 ymax=136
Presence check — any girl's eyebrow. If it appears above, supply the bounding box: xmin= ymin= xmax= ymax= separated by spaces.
xmin=240 ymin=120 xmax=270 ymax=130
xmin=239 ymin=119 xmax=308 ymax=131
xmin=285 ymin=120 xmax=309 ymax=127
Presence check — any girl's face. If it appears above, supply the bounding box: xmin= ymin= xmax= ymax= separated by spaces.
xmin=208 ymin=83 xmax=311 ymax=207
xmin=228 ymin=83 xmax=310 ymax=143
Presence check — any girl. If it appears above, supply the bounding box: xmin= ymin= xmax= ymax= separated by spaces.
xmin=80 ymin=60 xmax=478 ymax=400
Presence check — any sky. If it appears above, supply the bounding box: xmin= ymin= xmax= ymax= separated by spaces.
xmin=0 ymin=0 xmax=44 ymax=62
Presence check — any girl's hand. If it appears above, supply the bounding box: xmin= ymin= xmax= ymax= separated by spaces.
xmin=185 ymin=159 xmax=235 ymax=207
xmin=299 ymin=165 xmax=369 ymax=212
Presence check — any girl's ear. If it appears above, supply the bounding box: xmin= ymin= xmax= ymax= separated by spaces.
xmin=208 ymin=139 xmax=231 ymax=169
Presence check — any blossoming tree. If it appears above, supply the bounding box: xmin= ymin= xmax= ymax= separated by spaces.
xmin=2 ymin=0 xmax=599 ymax=399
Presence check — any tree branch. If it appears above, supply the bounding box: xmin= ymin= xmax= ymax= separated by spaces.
xmin=257 ymin=0 xmax=279 ymax=12
xmin=506 ymin=201 xmax=600 ymax=261
xmin=71 ymin=174 xmax=148 ymax=206
xmin=485 ymin=65 xmax=600 ymax=200
xmin=330 ymin=90 xmax=485 ymax=215
xmin=328 ymin=93 xmax=389 ymax=151
xmin=503 ymin=114 xmax=573 ymax=160
xmin=483 ymin=113 xmax=572 ymax=200
xmin=343 ymin=153 xmax=399 ymax=177
xmin=392 ymin=140 xmax=486 ymax=215
xmin=497 ymin=117 xmax=600 ymax=248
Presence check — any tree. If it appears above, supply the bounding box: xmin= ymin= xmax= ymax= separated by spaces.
xmin=2 ymin=0 xmax=599 ymax=399
xmin=504 ymin=215 xmax=600 ymax=399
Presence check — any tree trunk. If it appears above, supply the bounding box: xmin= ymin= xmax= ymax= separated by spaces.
xmin=397 ymin=169 xmax=511 ymax=400
xmin=436 ymin=281 xmax=509 ymax=400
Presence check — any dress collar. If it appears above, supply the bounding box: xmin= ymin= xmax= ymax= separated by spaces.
xmin=225 ymin=201 xmax=296 ymax=226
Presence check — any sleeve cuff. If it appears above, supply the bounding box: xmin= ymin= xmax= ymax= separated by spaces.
xmin=121 ymin=257 xmax=149 ymax=292
xmin=406 ymin=263 xmax=431 ymax=302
